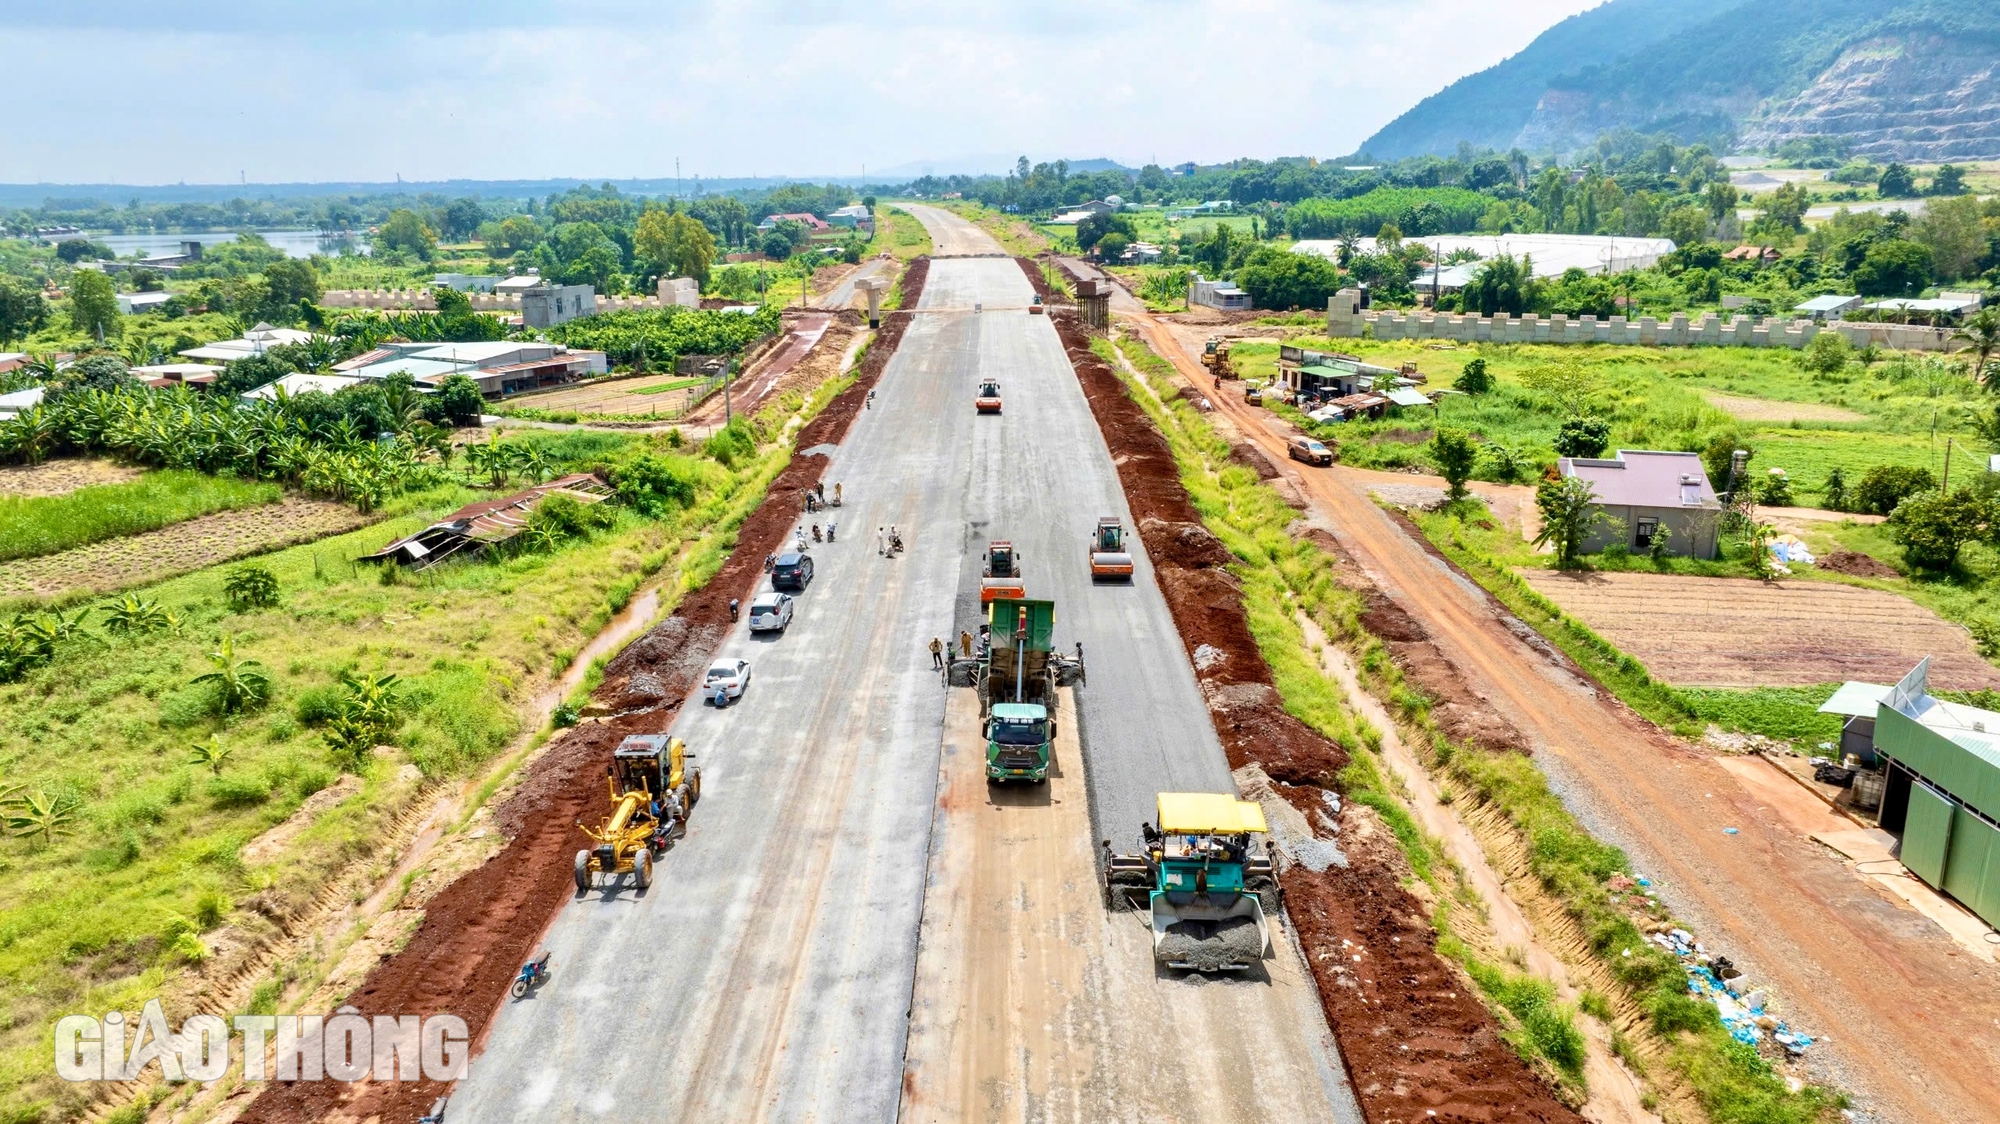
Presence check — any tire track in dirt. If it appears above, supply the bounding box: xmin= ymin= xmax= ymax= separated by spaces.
xmin=236 ymin=258 xmax=930 ymax=1124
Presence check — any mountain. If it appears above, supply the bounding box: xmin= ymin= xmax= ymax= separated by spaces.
xmin=1362 ymin=0 xmax=2000 ymax=162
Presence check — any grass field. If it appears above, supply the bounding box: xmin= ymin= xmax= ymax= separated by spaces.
xmin=0 ymin=471 xmax=282 ymax=563
xmin=867 ymin=206 xmax=932 ymax=260
xmin=1235 ymin=335 xmax=1982 ymax=499
xmin=0 ymin=416 xmax=833 ymax=1123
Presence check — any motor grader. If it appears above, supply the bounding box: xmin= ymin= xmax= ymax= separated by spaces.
xmin=1201 ymin=338 xmax=1236 ymax=380
xmin=574 ymin=734 xmax=701 ymax=891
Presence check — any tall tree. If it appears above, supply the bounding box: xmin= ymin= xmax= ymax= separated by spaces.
xmin=0 ymin=277 xmax=49 ymax=342
xmin=377 ymin=209 xmax=438 ymax=260
xmin=1533 ymin=475 xmax=1603 ymax=569
xmin=636 ymin=211 xmax=717 ymax=288
xmin=67 ymin=270 xmax=121 ymax=339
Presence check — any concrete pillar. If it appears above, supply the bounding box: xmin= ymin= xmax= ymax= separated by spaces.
xmin=856 ymin=278 xmax=888 ymax=328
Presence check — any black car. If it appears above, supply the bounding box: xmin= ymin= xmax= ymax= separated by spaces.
xmin=771 ymin=551 xmax=815 ymax=590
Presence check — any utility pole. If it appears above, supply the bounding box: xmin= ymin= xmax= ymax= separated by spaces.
xmin=1943 ymin=437 xmax=1955 ymax=492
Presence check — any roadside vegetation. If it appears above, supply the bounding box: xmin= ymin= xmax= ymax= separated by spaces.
xmin=1103 ymin=328 xmax=1839 ymax=1122
xmin=867 ymin=205 xmax=932 ymax=260
xmin=0 ymin=471 xmax=279 ymax=562
xmin=0 ymin=362 xmax=844 ymax=1123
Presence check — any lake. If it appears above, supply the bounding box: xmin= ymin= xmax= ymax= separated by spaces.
xmin=74 ymin=230 xmax=369 ymax=259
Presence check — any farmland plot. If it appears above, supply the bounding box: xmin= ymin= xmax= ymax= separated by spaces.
xmin=1523 ymin=570 xmax=2000 ymax=689
xmin=0 ymin=498 xmax=376 ymax=599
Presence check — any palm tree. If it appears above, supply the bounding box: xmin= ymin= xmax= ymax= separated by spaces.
xmin=379 ymin=380 xmax=425 ymax=434
xmin=1954 ymin=308 xmax=2000 ymax=388
xmin=191 ymin=636 xmax=270 ymax=714
xmin=299 ymin=334 xmax=343 ymax=373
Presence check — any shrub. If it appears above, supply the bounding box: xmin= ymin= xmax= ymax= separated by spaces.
xmin=223 ymin=565 xmax=280 ymax=611
xmin=611 ymin=453 xmax=703 ymax=516
xmin=1796 ymin=330 xmax=1851 ymax=375
xmin=1889 ymin=488 xmax=1994 ymax=571
xmin=1429 ymin=427 xmax=1478 ymax=499
xmin=702 ymin=419 xmax=756 ymax=467
xmin=1754 ymin=468 xmax=1793 ymax=507
xmin=1853 ymin=464 xmax=1937 ymax=515
xmin=206 ymin=773 xmax=270 ymax=807
xmin=293 ymin=683 xmax=345 ymax=727
xmin=1821 ymin=466 xmax=1849 ymax=512
xmin=1553 ymin=416 xmax=1610 ymax=459
xmin=1454 ymin=358 xmax=1492 ymax=394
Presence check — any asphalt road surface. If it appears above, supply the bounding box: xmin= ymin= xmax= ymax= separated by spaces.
xmin=450 ymin=208 xmax=1355 ymax=1123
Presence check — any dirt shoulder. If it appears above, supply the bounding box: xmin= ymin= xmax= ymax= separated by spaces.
xmin=234 ymin=259 xmax=931 ymax=1124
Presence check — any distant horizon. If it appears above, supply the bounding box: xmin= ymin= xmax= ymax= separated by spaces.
xmin=2 ymin=2 xmax=1600 ymax=184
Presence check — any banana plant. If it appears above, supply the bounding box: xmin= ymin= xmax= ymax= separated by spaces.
xmin=190 ymin=636 xmax=270 ymax=714
xmin=103 ymin=594 xmax=171 ymax=637
xmin=187 ymin=734 xmax=234 ymax=775
xmin=5 ymin=788 xmax=80 ymax=847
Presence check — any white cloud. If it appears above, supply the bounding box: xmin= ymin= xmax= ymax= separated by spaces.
xmin=1 ymin=1 xmax=1600 ymax=184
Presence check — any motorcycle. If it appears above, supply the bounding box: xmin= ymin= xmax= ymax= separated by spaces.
xmin=889 ymin=529 xmax=905 ymax=555
xmin=418 ymin=1096 xmax=449 ymax=1124
xmin=510 ymin=952 xmax=550 ymax=999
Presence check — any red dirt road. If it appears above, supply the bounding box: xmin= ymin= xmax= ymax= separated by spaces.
xmin=1116 ymin=293 xmax=2000 ymax=1124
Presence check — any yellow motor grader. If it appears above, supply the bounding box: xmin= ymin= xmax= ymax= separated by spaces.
xmin=574 ymin=734 xmax=701 ymax=891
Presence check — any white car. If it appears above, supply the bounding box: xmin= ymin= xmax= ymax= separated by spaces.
xmin=747 ymin=592 xmax=794 ymax=633
xmin=704 ymin=658 xmax=751 ymax=704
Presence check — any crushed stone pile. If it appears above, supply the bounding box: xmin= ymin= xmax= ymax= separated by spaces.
xmin=1157 ymin=915 xmax=1263 ymax=972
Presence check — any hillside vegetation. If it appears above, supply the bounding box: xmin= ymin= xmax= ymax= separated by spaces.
xmin=1364 ymin=0 xmax=2000 ymax=161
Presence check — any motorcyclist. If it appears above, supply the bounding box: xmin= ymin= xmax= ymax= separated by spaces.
xmin=866 ymin=389 xmax=876 ymax=409
xmin=811 ymin=523 xmax=822 ymax=543
xmin=728 ymin=598 xmax=740 ymax=622
xmin=827 ymin=521 xmax=837 ymax=542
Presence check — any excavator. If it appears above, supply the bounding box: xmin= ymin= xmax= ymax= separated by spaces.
xmin=574 ymin=734 xmax=701 ymax=892
xmin=980 ymin=540 xmax=1026 ymax=603
xmin=975 ymin=378 xmax=1003 ymax=414
xmin=1088 ymin=517 xmax=1133 ymax=581
xmin=1102 ymin=793 xmax=1279 ymax=973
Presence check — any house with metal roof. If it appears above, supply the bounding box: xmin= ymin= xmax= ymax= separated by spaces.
xmin=1794 ymin=294 xmax=1863 ymax=321
xmin=1558 ymin=450 xmax=1722 ymax=559
xmin=1822 ymin=659 xmax=2000 ymax=930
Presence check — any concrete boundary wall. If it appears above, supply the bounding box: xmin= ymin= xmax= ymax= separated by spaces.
xmin=322 ymin=290 xmax=682 ymax=314
xmin=1324 ymin=288 xmax=1957 ymax=354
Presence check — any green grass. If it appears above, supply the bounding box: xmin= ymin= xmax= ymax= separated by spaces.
xmin=625 ymin=376 xmax=708 ymax=395
xmin=0 ymin=384 xmax=848 ymax=1122
xmin=0 ymin=470 xmax=282 ymax=562
xmin=1246 ymin=334 xmax=1981 ymax=496
xmin=866 ymin=206 xmax=932 ymax=261
xmin=1103 ymin=329 xmax=1840 ymax=1122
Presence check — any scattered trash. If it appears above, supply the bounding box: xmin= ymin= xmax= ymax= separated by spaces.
xmin=1724 ymin=827 xmax=1740 ymax=834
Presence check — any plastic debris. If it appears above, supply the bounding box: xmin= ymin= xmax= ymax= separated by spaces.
xmin=1724 ymin=827 xmax=1740 ymax=834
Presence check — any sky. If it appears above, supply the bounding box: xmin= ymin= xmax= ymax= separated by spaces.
xmin=2 ymin=0 xmax=1602 ymax=185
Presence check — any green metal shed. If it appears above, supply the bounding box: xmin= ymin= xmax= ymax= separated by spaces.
xmin=1863 ymin=660 xmax=2000 ymax=930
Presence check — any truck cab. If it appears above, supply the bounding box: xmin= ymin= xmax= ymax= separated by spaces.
xmin=985 ymin=702 xmax=1052 ymax=782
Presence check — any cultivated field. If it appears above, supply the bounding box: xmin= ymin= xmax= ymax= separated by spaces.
xmin=0 ymin=458 xmax=142 ymax=497
xmin=1703 ymin=391 xmax=1868 ymax=423
xmin=0 ymin=497 xmax=375 ymax=599
xmin=1522 ymin=569 xmax=2000 ymax=689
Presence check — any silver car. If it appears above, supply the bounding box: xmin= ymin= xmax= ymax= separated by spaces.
xmin=747 ymin=592 xmax=794 ymax=633
xmin=704 ymin=658 xmax=751 ymax=704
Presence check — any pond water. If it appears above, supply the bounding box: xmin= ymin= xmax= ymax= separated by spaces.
xmin=71 ymin=230 xmax=369 ymax=259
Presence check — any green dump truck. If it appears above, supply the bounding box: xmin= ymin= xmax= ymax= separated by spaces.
xmin=980 ymin=598 xmax=1084 ymax=783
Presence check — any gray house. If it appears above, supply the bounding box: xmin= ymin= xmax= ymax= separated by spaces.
xmin=1558 ymin=450 xmax=1721 ymax=559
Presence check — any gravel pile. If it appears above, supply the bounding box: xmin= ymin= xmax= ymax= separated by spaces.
xmin=1157 ymin=915 xmax=1264 ymax=971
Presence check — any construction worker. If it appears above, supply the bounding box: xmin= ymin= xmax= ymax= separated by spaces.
xmin=834 ymin=482 xmax=843 ymax=505
xmin=728 ymin=598 xmax=739 ymax=622
xmin=929 ymin=637 xmax=944 ymax=670
xmin=959 ymin=630 xmax=973 ymax=658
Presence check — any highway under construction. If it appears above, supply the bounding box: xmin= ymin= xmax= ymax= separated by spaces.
xmin=446 ymin=206 xmax=1363 ymax=1123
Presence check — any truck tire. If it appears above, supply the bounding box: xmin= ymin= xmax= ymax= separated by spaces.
xmin=574 ymin=850 xmax=592 ymax=893
xmin=633 ymin=847 xmax=653 ymax=890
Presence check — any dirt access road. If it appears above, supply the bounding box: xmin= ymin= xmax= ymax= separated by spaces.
xmin=1082 ymin=259 xmax=2000 ymax=1124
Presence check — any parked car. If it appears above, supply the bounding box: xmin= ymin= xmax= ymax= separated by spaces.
xmin=704 ymin=658 xmax=751 ymax=703
xmin=1287 ymin=435 xmax=1334 ymax=466
xmin=748 ymin=592 xmax=794 ymax=633
xmin=771 ymin=551 xmax=815 ymax=591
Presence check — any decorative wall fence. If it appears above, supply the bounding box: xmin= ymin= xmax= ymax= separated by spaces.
xmin=320 ymin=291 xmax=691 ymax=313
xmin=1325 ymin=288 xmax=1960 ymax=354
